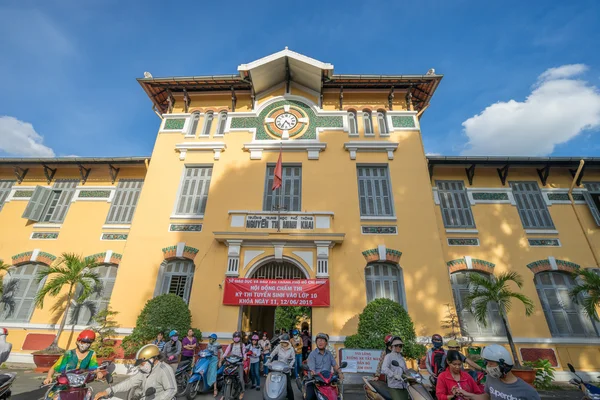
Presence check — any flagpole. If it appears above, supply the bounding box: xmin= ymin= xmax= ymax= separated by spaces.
xmin=275 ymin=141 xmax=284 ymax=232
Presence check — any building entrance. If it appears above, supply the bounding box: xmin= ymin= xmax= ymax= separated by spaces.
xmin=241 ymin=260 xmax=311 ymax=337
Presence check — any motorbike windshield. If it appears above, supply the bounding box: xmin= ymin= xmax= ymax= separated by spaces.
xmin=270 ymin=361 xmax=290 ymax=372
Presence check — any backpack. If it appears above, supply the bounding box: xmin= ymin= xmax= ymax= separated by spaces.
xmin=430 ymin=348 xmax=446 ymax=375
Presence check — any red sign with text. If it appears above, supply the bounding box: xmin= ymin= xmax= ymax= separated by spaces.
xmin=223 ymin=278 xmax=330 ymax=307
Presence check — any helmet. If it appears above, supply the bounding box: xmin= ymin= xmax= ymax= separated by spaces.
xmin=447 ymin=339 xmax=460 ymax=348
xmin=292 ymin=329 xmax=299 ymax=336
xmin=77 ymin=329 xmax=96 ymax=343
xmin=316 ymin=333 xmax=329 ymax=343
xmin=135 ymin=344 xmax=161 ymax=366
xmin=169 ymin=330 xmax=178 ymax=338
xmin=431 ymin=334 xmax=443 ymax=342
xmin=252 ymin=334 xmax=259 ymax=341
xmin=390 ymin=336 xmax=403 ymax=346
xmin=384 ymin=335 xmax=393 ymax=345
xmin=280 ymin=334 xmax=291 ymax=343
xmin=482 ymin=344 xmax=513 ymax=366
xmin=0 ymin=328 xmax=7 ymax=336
xmin=209 ymin=334 xmax=218 ymax=340
xmin=233 ymin=331 xmax=241 ymax=338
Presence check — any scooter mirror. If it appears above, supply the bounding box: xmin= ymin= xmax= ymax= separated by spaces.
xmin=106 ymin=373 xmax=114 ymax=384
xmin=340 ymin=362 xmax=348 ymax=369
xmin=302 ymin=364 xmax=310 ymax=371
xmin=145 ymin=387 xmax=157 ymax=396
xmin=391 ymin=361 xmax=400 ymax=367
xmin=568 ymin=363 xmax=576 ymax=373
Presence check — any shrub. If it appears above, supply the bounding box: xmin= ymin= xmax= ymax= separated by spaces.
xmin=344 ymin=298 xmax=426 ymax=360
xmin=523 ymin=359 xmax=556 ymax=390
xmin=122 ymin=294 xmax=192 ymax=356
xmin=90 ymin=307 xmax=119 ymax=358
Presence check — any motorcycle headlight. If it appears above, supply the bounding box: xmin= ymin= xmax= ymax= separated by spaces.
xmin=66 ymin=373 xmax=86 ymax=387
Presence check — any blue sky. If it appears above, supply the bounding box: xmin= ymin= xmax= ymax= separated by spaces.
xmin=1 ymin=0 xmax=599 ymax=158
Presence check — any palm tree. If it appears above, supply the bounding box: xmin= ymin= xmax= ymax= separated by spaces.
xmin=465 ymin=271 xmax=534 ymax=368
xmin=35 ymin=253 xmax=101 ymax=352
xmin=570 ymin=268 xmax=600 ymax=322
xmin=0 ymin=261 xmax=10 ymax=297
xmin=0 ymin=261 xmax=18 ymax=318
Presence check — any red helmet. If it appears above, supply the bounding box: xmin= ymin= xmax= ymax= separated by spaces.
xmin=384 ymin=335 xmax=393 ymax=345
xmin=0 ymin=328 xmax=7 ymax=336
xmin=77 ymin=329 xmax=96 ymax=343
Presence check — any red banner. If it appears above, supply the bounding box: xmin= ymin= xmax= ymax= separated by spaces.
xmin=222 ymin=278 xmax=330 ymax=307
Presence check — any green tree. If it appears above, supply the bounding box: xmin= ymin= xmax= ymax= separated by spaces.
xmin=570 ymin=268 xmax=600 ymax=322
xmin=440 ymin=303 xmax=461 ymax=339
xmin=465 ymin=272 xmax=534 ymax=368
xmin=344 ymin=298 xmax=425 ymax=361
xmin=34 ymin=253 xmax=101 ymax=353
xmin=89 ymin=307 xmax=120 ymax=358
xmin=275 ymin=306 xmax=310 ymax=332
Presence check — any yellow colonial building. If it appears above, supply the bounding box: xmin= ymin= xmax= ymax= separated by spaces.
xmin=1 ymin=49 xmax=599 ymax=375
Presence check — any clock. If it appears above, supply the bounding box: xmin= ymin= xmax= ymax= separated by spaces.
xmin=275 ymin=113 xmax=298 ymax=130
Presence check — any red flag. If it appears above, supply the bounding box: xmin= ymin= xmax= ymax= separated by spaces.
xmin=272 ymin=149 xmax=283 ymax=191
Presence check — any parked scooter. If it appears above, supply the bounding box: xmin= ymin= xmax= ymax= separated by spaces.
xmin=568 ymin=363 xmax=600 ymax=400
xmin=300 ymin=362 xmax=347 ymax=400
xmin=222 ymin=355 xmax=244 ymax=400
xmin=362 ymin=361 xmax=433 ymax=400
xmin=263 ymin=359 xmax=292 ymax=400
xmin=175 ymin=359 xmax=194 ymax=397
xmin=183 ymin=349 xmax=224 ymax=399
xmin=0 ymin=372 xmax=16 ymax=399
xmin=42 ymin=361 xmax=113 ymax=400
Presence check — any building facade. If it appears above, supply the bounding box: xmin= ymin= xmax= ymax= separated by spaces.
xmin=1 ymin=49 xmax=599 ymax=372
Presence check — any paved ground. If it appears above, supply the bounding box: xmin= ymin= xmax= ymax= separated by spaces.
xmin=3 ymin=363 xmax=586 ymax=400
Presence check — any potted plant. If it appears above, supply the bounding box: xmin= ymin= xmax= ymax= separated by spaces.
xmin=465 ymin=272 xmax=536 ymax=384
xmin=32 ymin=253 xmax=101 ymax=370
xmin=90 ymin=307 xmax=120 ymax=363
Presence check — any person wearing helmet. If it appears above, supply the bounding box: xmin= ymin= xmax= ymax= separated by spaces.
xmin=269 ymin=334 xmax=296 ymax=400
xmin=94 ymin=344 xmax=177 ymax=400
xmin=381 ymin=337 xmax=408 ymax=400
xmin=162 ymin=329 xmax=182 ymax=371
xmin=221 ymin=332 xmax=247 ymax=399
xmin=425 ymin=334 xmax=446 ymax=384
xmin=455 ymin=344 xmax=540 ymax=400
xmin=375 ymin=334 xmax=394 ymax=379
xmin=258 ymin=332 xmax=271 ymax=376
xmin=248 ymin=334 xmax=262 ymax=390
xmin=207 ymin=334 xmax=223 ymax=397
xmin=442 ymin=339 xmax=485 ymax=380
xmin=44 ymin=329 xmax=99 ymax=385
xmin=306 ymin=333 xmax=343 ymax=400
xmin=291 ymin=329 xmax=303 ymax=378
xmin=0 ymin=328 xmax=12 ymax=366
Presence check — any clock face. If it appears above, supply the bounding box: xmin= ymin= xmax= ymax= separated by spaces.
xmin=275 ymin=113 xmax=298 ymax=130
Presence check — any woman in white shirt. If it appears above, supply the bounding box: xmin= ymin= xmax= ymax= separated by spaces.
xmin=268 ymin=334 xmax=295 ymax=400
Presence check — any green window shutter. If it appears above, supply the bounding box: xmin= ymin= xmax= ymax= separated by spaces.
xmin=583 ymin=182 xmax=600 ymax=227
xmin=106 ymin=179 xmax=144 ymax=224
xmin=510 ymin=181 xmax=554 ymax=229
xmin=21 ymin=186 xmax=52 ymax=222
xmin=175 ymin=167 xmax=212 ymax=215
xmin=357 ymin=166 xmax=394 ymax=217
xmin=49 ymin=180 xmax=78 ymax=223
xmin=0 ymin=180 xmax=15 ymax=212
xmin=263 ymin=166 xmax=275 ymax=211
xmin=436 ymin=181 xmax=475 ymax=228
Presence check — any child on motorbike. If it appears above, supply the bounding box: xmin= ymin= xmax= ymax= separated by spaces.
xmin=248 ymin=334 xmax=262 ymax=390
xmin=381 ymin=337 xmax=408 ymax=400
xmin=221 ymin=331 xmax=247 ymax=400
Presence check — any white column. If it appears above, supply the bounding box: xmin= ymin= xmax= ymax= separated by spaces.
xmin=315 ymin=241 xmax=332 ymax=278
xmin=226 ymin=240 xmax=243 ymax=276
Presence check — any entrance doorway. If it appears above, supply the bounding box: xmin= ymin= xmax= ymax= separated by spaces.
xmin=241 ymin=260 xmax=311 ymax=337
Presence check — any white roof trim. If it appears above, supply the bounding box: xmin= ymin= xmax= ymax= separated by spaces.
xmin=238 ymin=48 xmax=334 ymax=73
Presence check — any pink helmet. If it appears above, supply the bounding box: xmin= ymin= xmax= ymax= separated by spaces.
xmin=252 ymin=334 xmax=259 ymax=341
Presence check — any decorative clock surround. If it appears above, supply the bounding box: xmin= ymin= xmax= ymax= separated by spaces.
xmin=264 ymin=104 xmax=309 ymax=139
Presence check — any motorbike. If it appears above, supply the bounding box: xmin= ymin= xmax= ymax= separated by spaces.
xmin=175 ymin=359 xmax=194 ymax=397
xmin=222 ymin=355 xmax=244 ymax=400
xmin=300 ymin=361 xmax=348 ymax=400
xmin=98 ymin=373 xmax=157 ymax=400
xmin=362 ymin=361 xmax=433 ymax=400
xmin=42 ymin=361 xmax=112 ymax=400
xmin=183 ymin=349 xmax=224 ymax=399
xmin=0 ymin=372 xmax=16 ymax=399
xmin=263 ymin=359 xmax=292 ymax=400
xmin=568 ymin=363 xmax=600 ymax=400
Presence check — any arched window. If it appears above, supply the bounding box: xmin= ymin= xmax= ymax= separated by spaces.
xmin=377 ymin=111 xmax=388 ymax=135
xmin=71 ymin=264 xmax=118 ymax=325
xmin=362 ymin=110 xmax=373 ymax=135
xmin=0 ymin=263 xmax=47 ymax=322
xmin=365 ymin=263 xmax=405 ymax=306
xmin=156 ymin=260 xmax=195 ymax=304
xmin=451 ymin=271 xmax=505 ymax=337
xmin=347 ymin=111 xmax=358 ymax=135
xmin=215 ymin=111 xmax=228 ymax=136
xmin=200 ymin=112 xmax=214 ymax=136
xmin=535 ymin=271 xmax=599 ymax=337
xmin=188 ymin=112 xmax=200 ymax=136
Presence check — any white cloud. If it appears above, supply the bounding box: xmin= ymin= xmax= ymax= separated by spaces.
xmin=0 ymin=116 xmax=55 ymax=157
xmin=462 ymin=64 xmax=600 ymax=156
xmin=426 ymin=152 xmax=441 ymax=156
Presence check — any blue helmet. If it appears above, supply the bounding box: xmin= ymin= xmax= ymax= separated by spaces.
xmin=209 ymin=334 xmax=218 ymax=340
xmin=169 ymin=330 xmax=178 ymax=338
xmin=292 ymin=329 xmax=299 ymax=336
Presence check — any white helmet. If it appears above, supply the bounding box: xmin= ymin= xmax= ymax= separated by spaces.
xmin=482 ymin=344 xmax=513 ymax=366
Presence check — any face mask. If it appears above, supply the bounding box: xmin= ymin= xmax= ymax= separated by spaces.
xmin=433 ymin=341 xmax=442 ymax=349
xmin=486 ymin=365 xmax=503 ymax=379
xmin=77 ymin=343 xmax=91 ymax=352
xmin=171 ymin=336 xmax=178 ymax=342
xmin=233 ymin=337 xmax=240 ymax=343
xmin=209 ymin=339 xmax=216 ymax=344
xmin=139 ymin=361 xmax=153 ymax=374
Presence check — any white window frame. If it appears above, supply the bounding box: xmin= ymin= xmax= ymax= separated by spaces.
xmin=377 ymin=111 xmax=389 ymax=136
xmin=186 ymin=112 xmax=201 ymax=137
xmin=347 ymin=111 xmax=358 ymax=136
xmin=362 ymin=111 xmax=374 ymax=136
xmin=365 ymin=262 xmax=407 ymax=308
xmin=200 ymin=112 xmax=214 ymax=136
xmin=215 ymin=111 xmax=228 ymax=137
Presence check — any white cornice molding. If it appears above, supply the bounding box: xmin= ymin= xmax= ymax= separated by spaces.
xmin=243 ymin=140 xmax=326 ymax=160
xmin=175 ymin=142 xmax=226 ymax=161
xmin=343 ymin=141 xmax=399 ymax=160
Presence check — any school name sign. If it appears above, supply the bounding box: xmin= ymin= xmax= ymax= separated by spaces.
xmin=245 ymin=215 xmax=315 ymax=230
